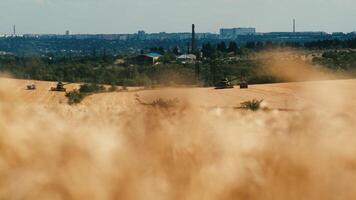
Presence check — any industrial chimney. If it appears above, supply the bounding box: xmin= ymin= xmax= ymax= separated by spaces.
xmin=293 ymin=19 xmax=296 ymax=33
xmin=191 ymin=24 xmax=196 ymax=53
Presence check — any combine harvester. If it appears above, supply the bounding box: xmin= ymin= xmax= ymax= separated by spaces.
xmin=214 ymin=78 xmax=249 ymax=90
xmin=26 ymin=83 xmax=36 ymax=90
xmin=25 ymin=76 xmax=36 ymax=90
xmin=50 ymin=82 xmax=70 ymax=92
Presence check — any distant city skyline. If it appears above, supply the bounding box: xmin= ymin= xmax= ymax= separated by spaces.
xmin=1 ymin=0 xmax=355 ymax=34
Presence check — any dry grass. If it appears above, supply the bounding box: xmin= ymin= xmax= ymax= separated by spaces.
xmin=137 ymin=97 xmax=180 ymax=109
xmin=238 ymin=99 xmax=264 ymax=111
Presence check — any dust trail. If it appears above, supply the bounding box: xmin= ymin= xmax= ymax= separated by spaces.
xmin=1 ymin=55 xmax=356 ymax=199
xmin=255 ymin=49 xmax=346 ymax=82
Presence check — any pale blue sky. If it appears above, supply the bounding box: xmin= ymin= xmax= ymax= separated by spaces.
xmin=0 ymin=0 xmax=355 ymax=34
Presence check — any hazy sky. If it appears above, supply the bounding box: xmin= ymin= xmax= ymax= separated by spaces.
xmin=0 ymin=0 xmax=355 ymax=34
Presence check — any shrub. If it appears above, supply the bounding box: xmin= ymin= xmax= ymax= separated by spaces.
xmin=65 ymin=90 xmax=87 ymax=105
xmin=108 ymin=84 xmax=118 ymax=92
xmin=79 ymin=83 xmax=105 ymax=93
xmin=66 ymin=83 xmax=105 ymax=105
xmin=150 ymin=98 xmax=179 ymax=108
xmin=137 ymin=98 xmax=180 ymax=109
xmin=239 ymin=99 xmax=264 ymax=111
xmin=121 ymin=79 xmax=137 ymax=87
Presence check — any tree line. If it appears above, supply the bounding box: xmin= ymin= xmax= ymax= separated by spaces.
xmin=1 ymin=38 xmax=356 ymax=87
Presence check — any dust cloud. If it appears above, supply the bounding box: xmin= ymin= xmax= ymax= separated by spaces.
xmin=1 ymin=52 xmax=356 ymax=200
xmin=255 ymin=49 xmax=347 ymax=82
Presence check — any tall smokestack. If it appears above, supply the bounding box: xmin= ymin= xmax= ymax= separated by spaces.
xmin=293 ymin=19 xmax=296 ymax=33
xmin=191 ymin=24 xmax=196 ymax=53
xmin=13 ymin=25 xmax=16 ymax=36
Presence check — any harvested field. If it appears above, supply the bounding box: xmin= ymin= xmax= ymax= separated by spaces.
xmin=1 ymin=77 xmax=356 ymax=199
xmin=6 ymin=77 xmax=356 ymax=111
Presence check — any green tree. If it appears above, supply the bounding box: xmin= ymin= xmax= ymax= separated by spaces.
xmin=228 ymin=42 xmax=238 ymax=53
xmin=202 ymin=43 xmax=216 ymax=59
xmin=217 ymin=42 xmax=227 ymax=52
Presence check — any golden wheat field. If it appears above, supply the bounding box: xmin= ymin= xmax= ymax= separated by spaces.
xmin=1 ymin=75 xmax=356 ymax=200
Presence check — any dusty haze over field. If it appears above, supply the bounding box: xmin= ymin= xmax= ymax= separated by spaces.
xmin=1 ymin=51 xmax=356 ymax=199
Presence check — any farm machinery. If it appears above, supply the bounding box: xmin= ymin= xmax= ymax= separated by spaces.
xmin=50 ymin=82 xmax=70 ymax=92
xmin=26 ymin=83 xmax=36 ymax=90
xmin=214 ymin=78 xmax=249 ymax=90
xmin=215 ymin=78 xmax=234 ymax=89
